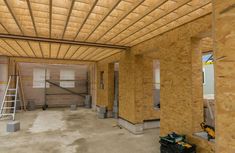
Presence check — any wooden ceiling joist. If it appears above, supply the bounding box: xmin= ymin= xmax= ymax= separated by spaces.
xmin=15 ymin=40 xmax=30 ymax=57
xmin=3 ymin=0 xmax=24 ymax=35
xmin=106 ymin=0 xmax=168 ymax=43
xmin=74 ymin=0 xmax=99 ymax=40
xmin=84 ymin=0 xmax=122 ymax=41
xmin=125 ymin=1 xmax=212 ymax=46
xmin=0 ymin=0 xmax=212 ymax=61
xmin=93 ymin=0 xmax=145 ymax=43
xmin=115 ymin=0 xmax=191 ymax=45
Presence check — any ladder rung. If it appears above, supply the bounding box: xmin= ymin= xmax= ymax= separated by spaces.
xmin=6 ymin=95 xmax=16 ymax=96
xmin=4 ymin=100 xmax=15 ymax=103
xmin=1 ymin=114 xmax=13 ymax=116
xmin=4 ymin=100 xmax=19 ymax=102
xmin=2 ymin=107 xmax=14 ymax=109
xmin=8 ymin=89 xmax=16 ymax=91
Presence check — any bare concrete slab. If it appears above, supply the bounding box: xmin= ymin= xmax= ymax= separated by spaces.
xmin=0 ymin=108 xmax=160 ymax=153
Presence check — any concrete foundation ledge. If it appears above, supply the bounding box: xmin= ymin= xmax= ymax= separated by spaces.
xmin=118 ymin=118 xmax=160 ymax=134
xmin=143 ymin=120 xmax=160 ymax=129
xmin=118 ymin=118 xmax=143 ymax=135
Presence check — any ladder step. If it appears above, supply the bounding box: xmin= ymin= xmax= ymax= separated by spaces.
xmin=2 ymin=107 xmax=15 ymax=109
xmin=4 ymin=100 xmax=15 ymax=103
xmin=8 ymin=89 xmax=16 ymax=91
xmin=1 ymin=114 xmax=13 ymax=116
xmin=6 ymin=95 xmax=16 ymax=96
xmin=4 ymin=100 xmax=20 ymax=102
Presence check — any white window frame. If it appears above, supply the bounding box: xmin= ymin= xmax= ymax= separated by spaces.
xmin=33 ymin=68 xmax=50 ymax=88
xmin=60 ymin=69 xmax=75 ymax=88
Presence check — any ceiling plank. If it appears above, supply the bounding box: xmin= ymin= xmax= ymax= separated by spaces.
xmin=2 ymin=39 xmax=21 ymax=56
xmin=15 ymin=40 xmax=30 ymax=57
xmin=0 ymin=23 xmax=9 ymax=33
xmin=73 ymin=0 xmax=99 ymax=40
xmin=125 ymin=2 xmax=211 ymax=46
xmin=71 ymin=0 xmax=123 ymax=60
xmin=27 ymin=41 xmax=37 ymax=57
xmin=61 ymin=0 xmax=76 ymax=38
xmin=0 ymin=44 xmax=14 ymax=56
xmin=49 ymin=0 xmax=52 ymax=38
xmin=93 ymin=0 xmax=145 ymax=42
xmin=106 ymin=0 xmax=168 ymax=43
xmin=60 ymin=0 xmax=76 ymax=59
xmin=26 ymin=0 xmax=38 ymax=36
xmin=116 ymin=0 xmax=191 ymax=44
xmin=3 ymin=0 xmax=24 ymax=35
xmin=84 ymin=0 xmax=122 ymax=41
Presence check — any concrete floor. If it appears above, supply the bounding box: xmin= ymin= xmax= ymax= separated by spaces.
xmin=0 ymin=108 xmax=160 ymax=153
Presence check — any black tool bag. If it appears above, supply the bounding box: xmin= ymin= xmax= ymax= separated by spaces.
xmin=159 ymin=133 xmax=196 ymax=153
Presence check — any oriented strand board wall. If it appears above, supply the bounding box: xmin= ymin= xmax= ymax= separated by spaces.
xmin=97 ymin=51 xmax=161 ymax=123
xmin=132 ymin=14 xmax=211 ymax=131
xmin=96 ymin=63 xmax=115 ymax=111
xmin=131 ymin=14 xmax=214 ymax=153
xmin=214 ymin=1 xmax=235 ymax=152
xmin=133 ymin=55 xmax=161 ymax=122
xmin=96 ymin=52 xmax=121 ymax=110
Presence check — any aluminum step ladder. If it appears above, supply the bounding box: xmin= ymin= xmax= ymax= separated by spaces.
xmin=0 ymin=75 xmax=20 ymax=120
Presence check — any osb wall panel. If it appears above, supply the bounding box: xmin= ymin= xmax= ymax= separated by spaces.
xmin=96 ymin=64 xmax=109 ymax=108
xmin=96 ymin=62 xmax=115 ymax=111
xmin=108 ymin=63 xmax=115 ymax=111
xmin=118 ymin=51 xmax=136 ymax=122
xmin=132 ymin=14 xmax=211 ymax=132
xmin=189 ymin=136 xmax=215 ymax=153
xmin=132 ymin=14 xmax=213 ymax=152
xmin=214 ymin=1 xmax=235 ymax=153
xmin=89 ymin=63 xmax=97 ymax=109
xmin=97 ymin=51 xmax=161 ymax=123
xmin=135 ymin=55 xmax=161 ymax=122
xmin=191 ymin=38 xmax=204 ymax=133
xmin=96 ymin=52 xmax=122 ymax=110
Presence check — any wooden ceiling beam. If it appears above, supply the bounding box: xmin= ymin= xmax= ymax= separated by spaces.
xmin=3 ymin=0 xmax=24 ymax=35
xmin=26 ymin=0 xmax=41 ymax=58
xmin=94 ymin=0 xmax=145 ymax=42
xmin=61 ymin=0 xmax=76 ymax=38
xmin=125 ymin=2 xmax=211 ymax=45
xmin=15 ymin=40 xmax=30 ymax=57
xmin=106 ymin=0 xmax=168 ymax=42
xmin=84 ymin=0 xmax=122 ymax=41
xmin=2 ymin=39 xmax=21 ymax=56
xmin=26 ymin=0 xmax=38 ymax=36
xmin=0 ymin=23 xmax=9 ymax=33
xmin=49 ymin=0 xmax=52 ymax=38
xmin=74 ymin=0 xmax=99 ymax=40
xmin=72 ymin=0 xmax=123 ymax=59
xmin=81 ymin=48 xmax=99 ymax=60
xmin=60 ymin=0 xmax=76 ymax=59
xmin=116 ymin=0 xmax=191 ymax=44
xmin=106 ymin=0 xmax=168 ymax=43
xmin=0 ymin=34 xmax=128 ymax=50
xmin=0 ymin=45 xmax=14 ymax=56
